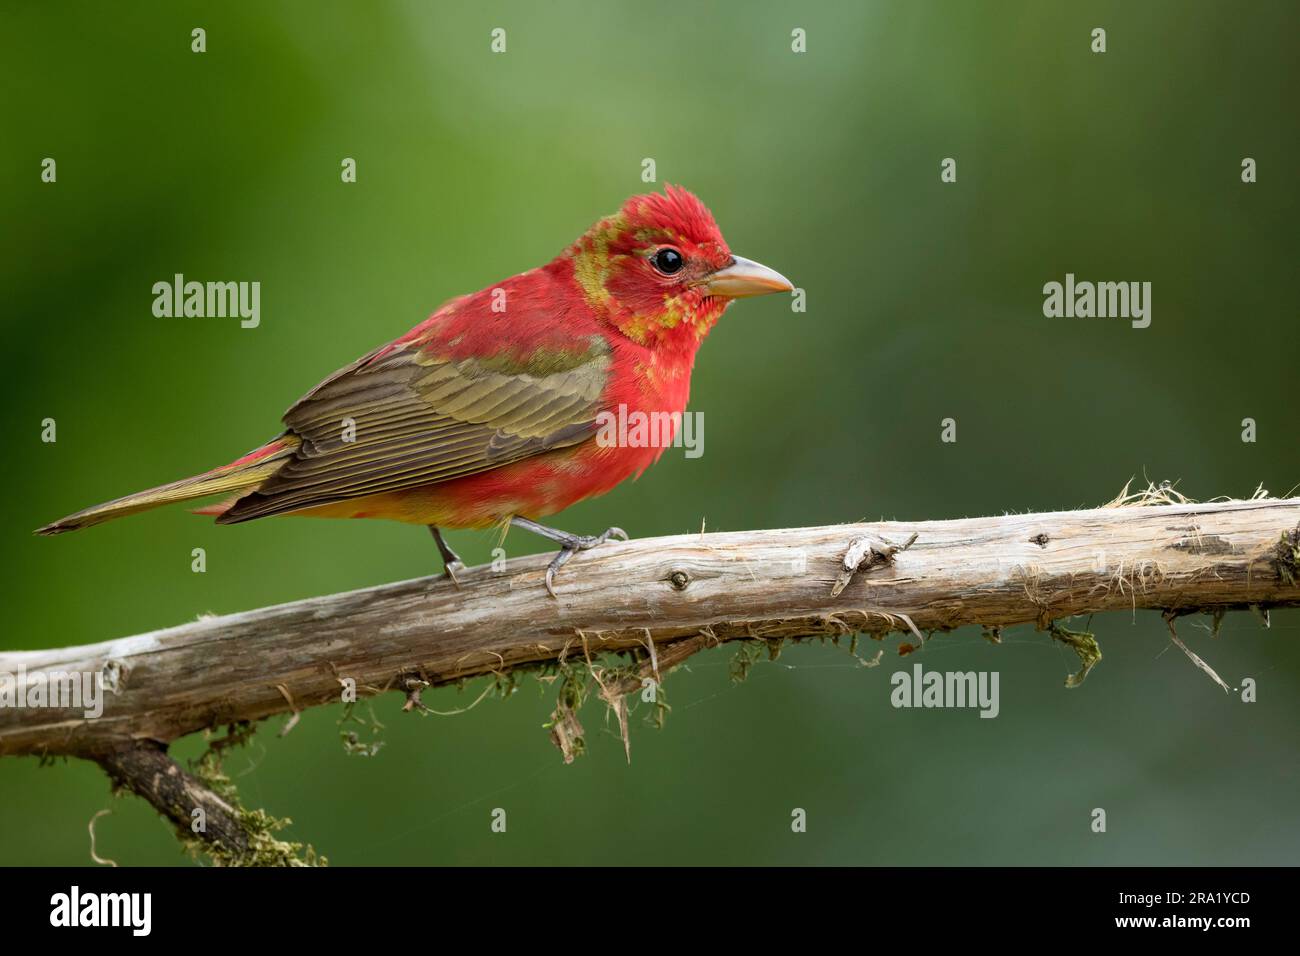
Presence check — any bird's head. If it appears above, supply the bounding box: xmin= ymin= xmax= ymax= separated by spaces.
xmin=565 ymin=186 xmax=792 ymax=347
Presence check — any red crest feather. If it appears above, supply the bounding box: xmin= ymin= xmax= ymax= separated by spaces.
xmin=620 ymin=185 xmax=726 ymax=250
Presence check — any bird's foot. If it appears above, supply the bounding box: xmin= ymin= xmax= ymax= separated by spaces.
xmin=510 ymin=517 xmax=628 ymax=598
xmin=442 ymin=560 xmax=465 ymax=587
xmin=428 ymin=525 xmax=465 ymax=590
xmin=543 ymin=527 xmax=628 ymax=599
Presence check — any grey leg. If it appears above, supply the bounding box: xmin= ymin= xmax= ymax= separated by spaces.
xmin=428 ymin=525 xmax=465 ymax=585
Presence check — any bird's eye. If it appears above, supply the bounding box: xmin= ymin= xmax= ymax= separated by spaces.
xmin=651 ymin=248 xmax=684 ymax=275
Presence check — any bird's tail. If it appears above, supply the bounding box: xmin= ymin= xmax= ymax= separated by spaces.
xmin=34 ymin=435 xmax=298 ymax=535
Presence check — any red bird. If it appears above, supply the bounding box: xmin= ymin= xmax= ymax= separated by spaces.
xmin=37 ymin=186 xmax=793 ymax=595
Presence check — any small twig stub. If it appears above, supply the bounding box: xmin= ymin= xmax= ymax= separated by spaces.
xmin=831 ymin=531 xmax=918 ymax=597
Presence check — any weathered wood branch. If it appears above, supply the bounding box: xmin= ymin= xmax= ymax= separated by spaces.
xmin=3 ymin=497 xmax=1299 ymax=760
xmin=96 ymin=742 xmax=250 ymax=857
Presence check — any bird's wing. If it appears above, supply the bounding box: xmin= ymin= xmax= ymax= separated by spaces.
xmin=217 ymin=332 xmax=612 ymax=523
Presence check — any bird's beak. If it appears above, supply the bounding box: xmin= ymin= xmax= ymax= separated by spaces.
xmin=697 ymin=255 xmax=794 ymax=299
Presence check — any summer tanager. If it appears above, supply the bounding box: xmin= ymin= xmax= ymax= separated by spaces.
xmin=37 ymin=186 xmax=793 ymax=595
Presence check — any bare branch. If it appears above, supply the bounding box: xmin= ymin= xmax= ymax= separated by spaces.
xmin=95 ymin=742 xmax=251 ymax=857
xmin=3 ymin=497 xmax=1298 ymax=758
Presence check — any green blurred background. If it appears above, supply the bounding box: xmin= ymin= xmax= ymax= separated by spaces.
xmin=2 ymin=0 xmax=1297 ymax=865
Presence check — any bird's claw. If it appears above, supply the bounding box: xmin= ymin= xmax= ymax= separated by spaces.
xmin=543 ymin=526 xmax=628 ymax=598
xmin=426 ymin=526 xmax=465 ymax=594
xmin=543 ymin=552 xmax=572 ymax=599
xmin=443 ymin=560 xmax=465 ymax=588
xmin=584 ymin=526 xmax=629 ymax=547
xmin=425 ymin=561 xmax=465 ymax=596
